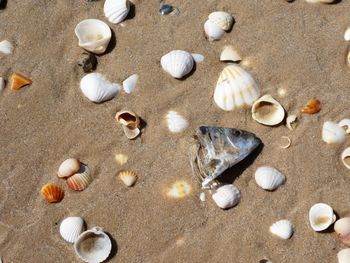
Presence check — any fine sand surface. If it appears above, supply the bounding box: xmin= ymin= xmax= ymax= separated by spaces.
xmin=1 ymin=0 xmax=350 ymax=262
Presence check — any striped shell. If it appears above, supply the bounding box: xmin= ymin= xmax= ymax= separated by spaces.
xmin=59 ymin=217 xmax=85 ymax=243
xmin=269 ymin=219 xmax=294 ymax=239
xmin=66 ymin=165 xmax=92 ymax=191
xmin=255 ymin=166 xmax=286 ymax=191
xmin=41 ymin=183 xmax=64 ymax=203
xmin=118 ymin=170 xmax=138 ymax=187
xmin=208 ymin=11 xmax=233 ymax=31
xmin=161 ymin=50 xmax=194 ymax=79
xmin=104 ymin=0 xmax=130 ymax=24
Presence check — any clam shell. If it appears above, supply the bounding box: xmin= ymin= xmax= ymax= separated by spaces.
xmin=165 ymin=111 xmax=189 ymax=133
xmin=74 ymin=19 xmax=111 ymax=54
xmin=309 ymin=203 xmax=336 ymax=231
xmin=214 ymin=64 xmax=260 ymax=111
xmin=342 ymin=147 xmax=350 ymax=169
xmin=322 ymin=121 xmax=346 ymax=144
xmin=74 ymin=227 xmax=112 ymax=263
xmin=122 ymin=74 xmax=138 ymax=94
xmin=339 ymin=119 xmax=350 ymax=134
xmin=269 ymin=219 xmax=293 ymax=240
xmin=338 ymin=248 xmax=350 ymax=263
xmin=208 ymin=11 xmax=233 ymax=31
xmin=252 ymin=95 xmax=285 ymax=126
xmin=0 ymin=40 xmax=13 ymax=55
xmin=58 ymin=158 xmax=80 ymax=178
xmin=104 ymin=0 xmax=130 ymax=24
xmin=59 ymin=217 xmax=85 ymax=243
xmin=80 ymin=73 xmax=120 ymax=103
xmin=220 ymin=45 xmax=241 ymax=62
xmin=211 ymin=184 xmax=240 ymax=209
xmin=254 ymin=166 xmax=286 ymax=191
xmin=204 ymin=19 xmax=225 ymax=41
xmin=345 ymin=27 xmax=350 ymax=41
xmin=118 ymin=170 xmax=138 ymax=187
xmin=9 ymin=73 xmax=32 ymax=91
xmin=41 ymin=183 xmax=64 ymax=203
xmin=191 ymin=53 xmax=205 ymax=63
xmin=161 ymin=50 xmax=194 ymax=79
xmin=66 ymin=165 xmax=92 ymax=191
xmin=335 ymin=217 xmax=350 ymax=247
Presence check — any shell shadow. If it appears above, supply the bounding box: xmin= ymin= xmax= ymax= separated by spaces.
xmin=0 ymin=0 xmax=7 ymax=9
xmin=226 ymin=17 xmax=236 ymax=34
xmin=178 ymin=63 xmax=197 ymax=81
xmin=139 ymin=117 xmax=147 ymax=130
xmin=105 ymin=232 xmax=118 ymax=262
xmin=103 ymin=29 xmax=117 ymax=55
xmin=125 ymin=2 xmax=136 ymax=20
xmin=330 ymin=0 xmax=342 ymax=4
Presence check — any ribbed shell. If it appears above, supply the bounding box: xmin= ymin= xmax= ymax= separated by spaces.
xmin=104 ymin=0 xmax=130 ymax=24
xmin=269 ymin=220 xmax=293 ymax=239
xmin=41 ymin=183 xmax=64 ymax=203
xmin=211 ymin=184 xmax=240 ymax=209
xmin=208 ymin=11 xmax=233 ymax=31
xmin=166 ymin=111 xmax=188 ymax=133
xmin=118 ymin=170 xmax=138 ymax=187
xmin=161 ymin=50 xmax=194 ymax=79
xmin=309 ymin=203 xmax=336 ymax=231
xmin=9 ymin=73 xmax=32 ymax=91
xmin=255 ymin=166 xmax=286 ymax=191
xmin=66 ymin=165 xmax=92 ymax=191
xmin=59 ymin=217 xmax=85 ymax=243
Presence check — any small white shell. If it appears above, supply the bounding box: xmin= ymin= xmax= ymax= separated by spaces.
xmin=341 ymin=147 xmax=350 ymax=169
xmin=345 ymin=27 xmax=350 ymax=41
xmin=334 ymin=217 xmax=350 ymax=246
xmin=191 ymin=53 xmax=205 ymax=63
xmin=166 ymin=111 xmax=189 ymax=133
xmin=59 ymin=216 xmax=85 ymax=243
xmin=199 ymin=192 xmax=206 ymax=202
xmin=80 ymin=73 xmax=120 ymax=103
xmin=338 ymin=248 xmax=350 ymax=263
xmin=208 ymin=11 xmax=234 ymax=31
xmin=74 ymin=19 xmax=111 ymax=54
xmin=322 ymin=121 xmax=346 ymax=144
xmin=161 ymin=50 xmax=194 ymax=79
xmin=220 ymin=45 xmax=241 ymax=62
xmin=339 ymin=119 xmax=350 ymax=134
xmin=122 ymin=74 xmax=138 ymax=94
xmin=269 ymin=219 xmax=293 ymax=240
xmin=255 ymin=166 xmax=286 ymax=191
xmin=309 ymin=203 xmax=336 ymax=232
xmin=58 ymin=158 xmax=81 ymax=178
xmin=0 ymin=40 xmax=14 ymax=55
xmin=0 ymin=77 xmax=5 ymax=91
xmin=204 ymin=19 xmax=225 ymax=41
xmin=252 ymin=95 xmax=285 ymax=126
xmin=104 ymin=0 xmax=130 ymax=24
xmin=211 ymin=184 xmax=240 ymax=209
xmin=286 ymin=115 xmax=297 ymax=131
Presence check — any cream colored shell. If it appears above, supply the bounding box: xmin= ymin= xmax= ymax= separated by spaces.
xmin=208 ymin=11 xmax=233 ymax=31
xmin=104 ymin=0 xmax=130 ymax=24
xmin=252 ymin=95 xmax=285 ymax=126
xmin=322 ymin=121 xmax=346 ymax=144
xmin=341 ymin=147 xmax=350 ymax=169
xmin=308 ymin=203 xmax=336 ymax=232
xmin=269 ymin=220 xmax=293 ymax=240
xmin=211 ymin=184 xmax=240 ymax=209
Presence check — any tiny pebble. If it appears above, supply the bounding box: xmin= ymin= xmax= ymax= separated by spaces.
xmin=160 ymin=4 xmax=173 ymax=15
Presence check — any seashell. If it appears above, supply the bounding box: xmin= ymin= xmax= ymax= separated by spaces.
xmin=309 ymin=203 xmax=336 ymax=231
xmin=190 ymin=53 xmax=205 ymax=63
xmin=286 ymin=115 xmax=297 ymax=131
xmin=165 ymin=111 xmax=189 ymax=133
xmin=322 ymin=121 xmax=346 ymax=144
xmin=211 ymin=184 xmax=240 ymax=209
xmin=58 ymin=158 xmax=80 ymax=178
xmin=0 ymin=77 xmax=4 ymax=91
xmin=74 ymin=226 xmax=112 ymax=263
xmin=9 ymin=73 xmax=32 ymax=91
xmin=80 ymin=73 xmax=120 ymax=103
xmin=345 ymin=27 xmax=350 ymax=41
xmin=279 ymin=136 xmax=291 ymax=149
xmin=104 ymin=0 xmax=130 ymax=24
xmin=204 ymin=19 xmax=225 ymax=41
xmin=199 ymin=192 xmax=205 ymax=202
xmin=339 ymin=119 xmax=350 ymax=134
xmin=75 ymin=19 xmax=111 ymax=54
xmin=255 ymin=166 xmax=286 ymax=190
xmin=252 ymin=95 xmax=285 ymax=126
xmin=122 ymin=74 xmax=138 ymax=94
xmin=334 ymin=217 xmax=350 ymax=246
xmin=115 ymin=110 xmax=141 ymax=139
xmin=78 ymin=52 xmax=97 ymax=73
xmin=341 ymin=147 xmax=350 ymax=169
xmin=66 ymin=164 xmax=92 ymax=191
xmin=159 ymin=3 xmax=173 ymax=15
xmin=161 ymin=50 xmax=194 ymax=79
xmin=208 ymin=11 xmax=234 ymax=31
xmin=305 ymin=0 xmax=335 ymax=3
xmin=118 ymin=170 xmax=138 ymax=187
xmin=259 ymin=260 xmax=272 ymax=263
xmin=0 ymin=40 xmax=13 ymax=54
xmin=269 ymin=219 xmax=293 ymax=239
xmin=115 ymin=153 xmax=128 ymax=165
xmin=41 ymin=183 xmax=64 ymax=203
xmin=338 ymin=248 xmax=350 ymax=263
xmin=220 ymin=45 xmax=241 ymax=62
xmin=214 ymin=64 xmax=260 ymax=111
xmin=165 ymin=181 xmax=192 ymax=199
xmin=301 ymin=98 xmax=321 ymax=114
xmin=59 ymin=216 xmax=85 ymax=243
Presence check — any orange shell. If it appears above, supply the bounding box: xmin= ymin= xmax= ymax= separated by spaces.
xmin=41 ymin=183 xmax=64 ymax=203
xmin=301 ymin=99 xmax=321 ymax=114
xmin=66 ymin=165 xmax=92 ymax=191
xmin=9 ymin=73 xmax=32 ymax=90
xmin=118 ymin=170 xmax=138 ymax=186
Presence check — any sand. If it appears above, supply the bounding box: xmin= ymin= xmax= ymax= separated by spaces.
xmin=1 ymin=0 xmax=350 ymax=262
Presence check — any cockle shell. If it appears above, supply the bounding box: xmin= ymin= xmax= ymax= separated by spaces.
xmin=166 ymin=111 xmax=188 ymax=133
xmin=118 ymin=170 xmax=138 ymax=187
xmin=220 ymin=45 xmax=241 ymax=62
xmin=122 ymin=74 xmax=138 ymax=94
xmin=9 ymin=73 xmax=32 ymax=91
xmin=339 ymin=119 xmax=350 ymax=134
xmin=115 ymin=110 xmax=141 ymax=139
xmin=341 ymin=147 xmax=350 ymax=169
xmin=0 ymin=40 xmax=14 ymax=54
xmin=80 ymin=73 xmax=120 ymax=103
xmin=104 ymin=0 xmax=130 ymax=24
xmin=75 ymin=19 xmax=111 ymax=54
xmin=161 ymin=50 xmax=194 ymax=79
xmin=252 ymin=95 xmax=285 ymax=126
xmin=41 ymin=183 xmax=64 ymax=203
xmin=59 ymin=217 xmax=85 ymax=243
xmin=204 ymin=20 xmax=225 ymax=41
xmin=269 ymin=220 xmax=293 ymax=240
xmin=58 ymin=158 xmax=80 ymax=178
xmin=66 ymin=165 xmax=92 ymax=191
xmin=335 ymin=217 xmax=350 ymax=246
xmin=214 ymin=64 xmax=260 ymax=111
xmin=208 ymin=11 xmax=234 ymax=31
xmin=345 ymin=27 xmax=350 ymax=41
xmin=74 ymin=227 xmax=112 ymax=263
xmin=322 ymin=121 xmax=346 ymax=144
xmin=254 ymin=166 xmax=286 ymax=191
xmin=211 ymin=184 xmax=240 ymax=209
xmin=338 ymin=248 xmax=350 ymax=263
xmin=309 ymin=203 xmax=336 ymax=231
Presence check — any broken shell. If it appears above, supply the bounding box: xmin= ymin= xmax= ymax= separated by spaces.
xmin=122 ymin=74 xmax=138 ymax=94
xmin=78 ymin=52 xmax=97 ymax=73
xmin=255 ymin=166 xmax=286 ymax=191
xmin=301 ymin=98 xmax=321 ymax=114
xmin=342 ymin=147 xmax=350 ymax=169
xmin=115 ymin=110 xmax=141 ymax=139
xmin=58 ymin=158 xmax=81 ymax=178
xmin=0 ymin=77 xmax=4 ymax=91
xmin=338 ymin=248 xmax=350 ymax=263
xmin=252 ymin=95 xmax=285 ymax=126
xmin=166 ymin=111 xmax=188 ymax=133
xmin=9 ymin=73 xmax=32 ymax=91
xmin=191 ymin=53 xmax=204 ymax=63
xmin=322 ymin=121 xmax=346 ymax=144
xmin=211 ymin=184 xmax=240 ymax=209
xmin=279 ymin=136 xmax=291 ymax=149
xmin=74 ymin=19 xmax=111 ymax=54
xmin=286 ymin=115 xmax=297 ymax=130
xmin=204 ymin=19 xmax=225 ymax=41
xmin=74 ymin=227 xmax=112 ymax=263
xmin=41 ymin=183 xmax=64 ymax=203
xmin=161 ymin=50 xmax=194 ymax=79
xmin=0 ymin=40 xmax=13 ymax=54
xmin=339 ymin=119 xmax=350 ymax=134
xmin=309 ymin=203 xmax=336 ymax=231
xmin=220 ymin=45 xmax=241 ymax=62
xmin=118 ymin=170 xmax=138 ymax=187
xmin=269 ymin=219 xmax=293 ymax=239
xmin=214 ymin=64 xmax=260 ymax=111
xmin=59 ymin=216 xmax=85 ymax=243
xmin=334 ymin=217 xmax=350 ymax=246
xmin=345 ymin=27 xmax=350 ymax=41
xmin=208 ymin=11 xmax=234 ymax=31
xmin=66 ymin=164 xmax=92 ymax=191
xmin=104 ymin=0 xmax=130 ymax=24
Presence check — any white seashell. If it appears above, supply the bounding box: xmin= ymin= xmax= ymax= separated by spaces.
xmin=122 ymin=74 xmax=138 ymax=94
xmin=339 ymin=119 xmax=350 ymax=134
xmin=199 ymin=192 xmax=206 ymax=202
xmin=166 ymin=111 xmax=189 ymax=133
xmin=305 ymin=0 xmax=335 ymax=3
xmin=104 ymin=0 xmax=130 ymax=24
xmin=255 ymin=166 xmax=286 ymax=191
xmin=211 ymin=184 xmax=240 ymax=209
xmin=58 ymin=158 xmax=81 ymax=178
xmin=269 ymin=220 xmax=293 ymax=240
xmin=345 ymin=27 xmax=350 ymax=41
xmin=286 ymin=115 xmax=297 ymax=131
xmin=338 ymin=248 xmax=350 ymax=263
xmin=0 ymin=77 xmax=4 ymax=91
xmin=161 ymin=50 xmax=194 ymax=79
xmin=0 ymin=40 xmax=14 ymax=55
xmin=220 ymin=45 xmax=241 ymax=62
xmin=80 ymin=73 xmax=120 ymax=103
xmin=59 ymin=217 xmax=85 ymax=243
xmin=322 ymin=121 xmax=346 ymax=144
xmin=214 ymin=64 xmax=260 ymax=111
xmin=208 ymin=11 xmax=234 ymax=31
xmin=74 ymin=19 xmax=111 ymax=54
xmin=204 ymin=20 xmax=225 ymax=41
xmin=74 ymin=227 xmax=112 ymax=263
xmin=334 ymin=217 xmax=350 ymax=247
xmin=191 ymin=53 xmax=205 ymax=63
xmin=252 ymin=95 xmax=285 ymax=126
xmin=341 ymin=147 xmax=350 ymax=169
xmin=309 ymin=203 xmax=336 ymax=232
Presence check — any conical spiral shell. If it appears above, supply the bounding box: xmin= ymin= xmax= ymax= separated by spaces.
xmin=41 ymin=183 xmax=64 ymax=203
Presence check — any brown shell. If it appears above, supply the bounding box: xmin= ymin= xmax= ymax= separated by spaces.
xmin=9 ymin=73 xmax=32 ymax=90
xmin=115 ymin=110 xmax=140 ymax=129
xmin=41 ymin=183 xmax=64 ymax=203
xmin=301 ymin=99 xmax=321 ymax=114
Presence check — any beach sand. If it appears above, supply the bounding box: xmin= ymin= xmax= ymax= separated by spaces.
xmin=1 ymin=0 xmax=350 ymax=262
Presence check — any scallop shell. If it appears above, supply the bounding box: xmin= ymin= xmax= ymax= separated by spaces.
xmin=161 ymin=50 xmax=194 ymax=79
xmin=9 ymin=73 xmax=32 ymax=91
xmin=75 ymin=19 xmax=111 ymax=54
xmin=339 ymin=119 xmax=350 ymax=134
xmin=165 ymin=111 xmax=188 ymax=133
xmin=80 ymin=73 xmax=120 ymax=103
xmin=74 ymin=227 xmax=112 ymax=263
xmin=59 ymin=217 xmax=85 ymax=243
xmin=252 ymin=95 xmax=285 ymax=126
xmin=309 ymin=203 xmax=336 ymax=231
xmin=345 ymin=27 xmax=350 ymax=41
xmin=118 ymin=170 xmax=138 ymax=187
xmin=211 ymin=184 xmax=240 ymax=209
xmin=214 ymin=64 xmax=260 ymax=111
xmin=41 ymin=183 xmax=64 ymax=203
xmin=66 ymin=165 xmax=92 ymax=191
xmin=255 ymin=166 xmax=286 ymax=191
xmin=269 ymin=219 xmax=293 ymax=240
xmin=104 ymin=0 xmax=130 ymax=24
xmin=322 ymin=121 xmax=346 ymax=144
xmin=0 ymin=40 xmax=14 ymax=55
xmin=338 ymin=248 xmax=350 ymax=263
xmin=204 ymin=19 xmax=225 ymax=41
xmin=220 ymin=45 xmax=241 ymax=62
xmin=335 ymin=217 xmax=350 ymax=247
xmin=122 ymin=74 xmax=138 ymax=94
xmin=342 ymin=147 xmax=350 ymax=169
xmin=286 ymin=115 xmax=297 ymax=131
xmin=58 ymin=158 xmax=81 ymax=178
xmin=115 ymin=110 xmax=141 ymax=139
xmin=208 ymin=11 xmax=234 ymax=31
